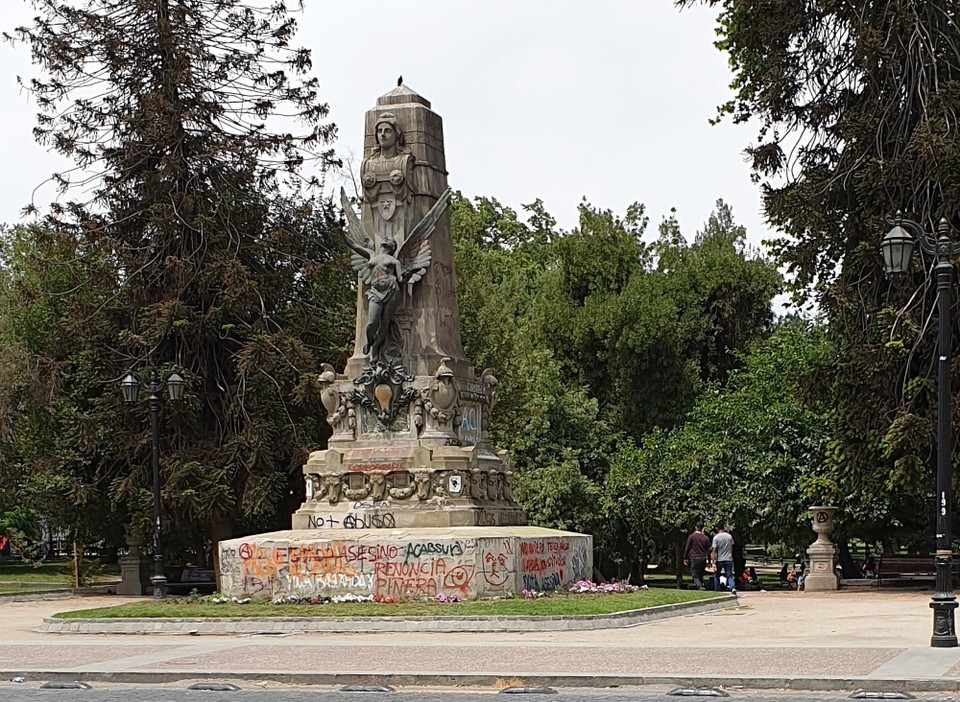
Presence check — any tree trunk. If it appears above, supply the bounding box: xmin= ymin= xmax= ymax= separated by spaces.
xmin=71 ymin=539 xmax=81 ymax=590
xmin=674 ymin=541 xmax=684 ymax=589
xmin=193 ymin=525 xmax=209 ymax=570
xmin=837 ymin=538 xmax=859 ymax=578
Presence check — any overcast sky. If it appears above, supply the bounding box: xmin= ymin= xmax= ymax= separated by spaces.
xmin=0 ymin=1 xmax=768 ymax=246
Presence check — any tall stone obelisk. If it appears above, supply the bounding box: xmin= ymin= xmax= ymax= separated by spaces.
xmin=344 ymin=85 xmax=468 ymax=381
xmin=216 ymin=85 xmax=592 ymax=601
xmin=290 ymin=83 xmax=527 ymax=530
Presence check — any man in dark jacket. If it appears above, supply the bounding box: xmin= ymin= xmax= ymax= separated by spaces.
xmin=682 ymin=521 xmax=710 ymax=590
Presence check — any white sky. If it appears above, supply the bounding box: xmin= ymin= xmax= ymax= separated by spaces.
xmin=0 ymin=1 xmax=768 ymax=246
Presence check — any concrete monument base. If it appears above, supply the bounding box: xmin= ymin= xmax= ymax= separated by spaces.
xmin=117 ymin=527 xmax=150 ymax=596
xmin=218 ymin=526 xmax=592 ymax=600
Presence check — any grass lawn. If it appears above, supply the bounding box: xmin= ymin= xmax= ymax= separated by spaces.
xmin=0 ymin=558 xmax=119 ymax=585
xmin=0 ymin=560 xmax=75 ymax=584
xmin=53 ymin=588 xmax=723 ymax=619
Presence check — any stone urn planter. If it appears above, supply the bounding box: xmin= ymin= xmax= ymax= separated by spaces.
xmin=805 ymin=505 xmax=839 ymax=591
xmin=810 ymin=506 xmax=837 ymax=542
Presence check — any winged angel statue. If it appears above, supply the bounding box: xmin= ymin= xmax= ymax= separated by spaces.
xmin=340 ymin=187 xmax=452 ymax=364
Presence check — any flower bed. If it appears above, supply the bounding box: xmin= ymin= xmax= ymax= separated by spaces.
xmin=203 ymin=580 xmax=646 ymax=606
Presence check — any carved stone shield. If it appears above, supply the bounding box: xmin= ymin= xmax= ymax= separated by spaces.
xmin=378 ymin=195 xmax=397 ymax=221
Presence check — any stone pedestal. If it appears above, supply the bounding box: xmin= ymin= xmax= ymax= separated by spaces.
xmin=805 ymin=505 xmax=840 ymax=591
xmin=117 ymin=529 xmax=151 ymax=595
xmin=218 ymin=527 xmax=592 ymax=600
xmin=292 ymin=444 xmax=526 ymax=530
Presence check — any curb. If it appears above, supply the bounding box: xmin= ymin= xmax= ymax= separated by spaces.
xmin=39 ymin=594 xmax=736 ymax=634
xmin=1 ymin=670 xmax=959 ymax=692
xmin=0 ymin=589 xmax=73 ymax=603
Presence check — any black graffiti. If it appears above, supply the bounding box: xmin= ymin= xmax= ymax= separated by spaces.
xmin=342 ymin=512 xmax=396 ymax=530
xmin=307 ymin=514 xmax=341 ymax=529
xmin=403 ymin=540 xmax=465 ymax=562
xmin=352 ymin=500 xmax=389 ymax=510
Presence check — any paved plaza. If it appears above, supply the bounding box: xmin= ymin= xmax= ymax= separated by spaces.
xmin=1 ymin=588 xmax=960 ymax=691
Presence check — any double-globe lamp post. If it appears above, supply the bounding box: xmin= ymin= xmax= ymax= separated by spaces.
xmin=120 ymin=368 xmax=184 ymax=601
xmin=881 ymin=212 xmax=959 ymax=647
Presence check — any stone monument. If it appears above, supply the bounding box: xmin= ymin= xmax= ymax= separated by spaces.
xmin=804 ymin=505 xmax=840 ymax=591
xmin=218 ymin=84 xmax=592 ymax=600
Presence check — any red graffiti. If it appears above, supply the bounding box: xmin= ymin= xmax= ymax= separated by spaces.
xmin=482 ymin=550 xmax=509 ymax=586
xmin=349 ymin=461 xmax=405 ymax=472
xmin=443 ymin=565 xmax=475 ymax=592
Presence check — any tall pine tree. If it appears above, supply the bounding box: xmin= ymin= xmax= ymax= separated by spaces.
xmin=678 ymin=0 xmax=960 ymax=544
xmin=4 ymin=0 xmax=353 ymax=563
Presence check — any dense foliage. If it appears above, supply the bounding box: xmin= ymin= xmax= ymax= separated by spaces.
xmin=0 ymin=0 xmax=353 ymax=563
xmin=678 ymin=0 xmax=960 ymax=548
xmin=605 ymin=319 xmax=833 ymax=570
xmin=451 ymin=193 xmax=803 ymax=575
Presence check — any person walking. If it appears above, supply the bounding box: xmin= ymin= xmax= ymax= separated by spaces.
xmin=711 ymin=523 xmax=736 ymax=595
xmin=682 ymin=521 xmax=710 ymax=590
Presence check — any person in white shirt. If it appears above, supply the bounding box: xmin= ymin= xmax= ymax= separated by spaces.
xmin=710 ymin=523 xmax=736 ymax=595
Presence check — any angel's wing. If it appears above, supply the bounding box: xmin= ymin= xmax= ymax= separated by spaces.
xmin=340 ymin=187 xmax=376 ymax=280
xmin=397 ymin=187 xmax=452 ymax=284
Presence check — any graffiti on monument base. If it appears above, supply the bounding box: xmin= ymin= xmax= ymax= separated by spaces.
xmin=220 ymin=539 xmax=478 ymax=599
xmin=217 ymin=535 xmax=590 ymax=599
xmin=305 ymin=512 xmax=397 ymax=529
xmin=480 ymin=538 xmax=513 ymax=587
xmin=288 ymin=572 xmax=375 ymax=591
xmin=518 ymin=538 xmax=590 ymax=592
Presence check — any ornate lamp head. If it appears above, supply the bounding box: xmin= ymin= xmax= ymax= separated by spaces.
xmin=121 ymin=372 xmax=139 ymax=404
xmin=166 ymin=370 xmax=185 ymax=401
xmin=881 ymin=222 xmax=915 ymax=276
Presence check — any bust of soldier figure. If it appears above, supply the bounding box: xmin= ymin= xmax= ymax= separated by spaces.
xmin=361 ymin=112 xmax=416 ymax=243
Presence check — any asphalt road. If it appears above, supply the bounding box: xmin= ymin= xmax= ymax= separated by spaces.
xmin=0 ymin=686 xmax=958 ymax=702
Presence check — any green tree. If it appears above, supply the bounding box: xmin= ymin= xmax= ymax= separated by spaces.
xmin=0 ymin=222 xmax=125 ymax=557
xmin=543 ymin=198 xmax=780 ymax=439
xmin=451 ymin=193 xmax=782 ymax=574
xmin=451 ymin=194 xmax=609 ymax=541
xmin=605 ymin=319 xmax=833 ymax=575
xmin=4 ymin=0 xmax=353 ymax=565
xmin=678 ymin=0 xmax=960 ymax=546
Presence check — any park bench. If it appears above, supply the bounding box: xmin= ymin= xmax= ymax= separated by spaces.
xmin=877 ymin=555 xmax=960 ymax=587
xmin=164 ymin=567 xmax=216 ymax=595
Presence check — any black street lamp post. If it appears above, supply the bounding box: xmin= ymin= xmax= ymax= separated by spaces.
xmin=121 ymin=368 xmax=185 ymax=601
xmin=881 ymin=212 xmax=959 ymax=647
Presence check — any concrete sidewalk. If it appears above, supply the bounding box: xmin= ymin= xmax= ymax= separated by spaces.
xmin=1 ymin=589 xmax=958 ymax=691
